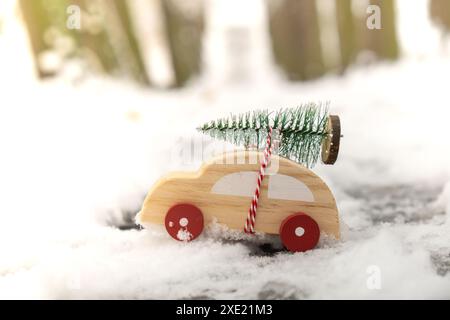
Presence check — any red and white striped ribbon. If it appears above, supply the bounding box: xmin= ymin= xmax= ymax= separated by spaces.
xmin=244 ymin=127 xmax=273 ymax=234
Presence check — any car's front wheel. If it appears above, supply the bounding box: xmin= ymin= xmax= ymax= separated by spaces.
xmin=165 ymin=203 xmax=204 ymax=241
xmin=279 ymin=213 xmax=320 ymax=252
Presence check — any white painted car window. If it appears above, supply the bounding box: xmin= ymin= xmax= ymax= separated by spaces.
xmin=268 ymin=174 xmax=314 ymax=202
xmin=211 ymin=171 xmax=258 ymax=197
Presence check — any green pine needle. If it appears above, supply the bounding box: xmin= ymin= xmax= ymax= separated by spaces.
xmin=198 ymin=102 xmax=330 ymax=167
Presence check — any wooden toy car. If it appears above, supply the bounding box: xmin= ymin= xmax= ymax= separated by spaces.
xmin=137 ymin=150 xmax=340 ymax=252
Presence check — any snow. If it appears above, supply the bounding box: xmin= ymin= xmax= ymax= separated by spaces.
xmin=176 ymin=229 xmax=193 ymax=241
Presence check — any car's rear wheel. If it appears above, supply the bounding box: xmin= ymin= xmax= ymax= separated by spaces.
xmin=279 ymin=213 xmax=320 ymax=252
xmin=165 ymin=203 xmax=204 ymax=241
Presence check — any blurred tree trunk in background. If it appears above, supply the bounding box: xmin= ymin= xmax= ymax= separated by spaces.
xmin=110 ymin=0 xmax=150 ymax=85
xmin=162 ymin=0 xmax=204 ymax=87
xmin=19 ymin=0 xmax=49 ymax=76
xmin=19 ymin=0 xmax=70 ymax=77
xmin=335 ymin=0 xmax=356 ymax=70
xmin=97 ymin=0 xmax=150 ymax=85
xmin=268 ymin=0 xmax=324 ymax=81
xmin=430 ymin=0 xmax=450 ymax=34
xmin=337 ymin=0 xmax=399 ymax=67
xmin=19 ymin=0 xmax=150 ymax=85
xmin=361 ymin=0 xmax=399 ymax=60
xmin=71 ymin=0 xmax=119 ymax=74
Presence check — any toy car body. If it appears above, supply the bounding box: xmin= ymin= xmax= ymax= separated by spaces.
xmin=137 ymin=151 xmax=340 ymax=252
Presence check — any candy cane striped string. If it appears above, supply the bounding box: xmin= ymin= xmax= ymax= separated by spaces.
xmin=244 ymin=127 xmax=273 ymax=234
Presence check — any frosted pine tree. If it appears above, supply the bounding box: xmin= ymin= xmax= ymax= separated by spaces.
xmin=198 ymin=103 xmax=331 ymax=167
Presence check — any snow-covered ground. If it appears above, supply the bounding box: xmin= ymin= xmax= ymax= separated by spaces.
xmin=1 ymin=54 xmax=450 ymax=299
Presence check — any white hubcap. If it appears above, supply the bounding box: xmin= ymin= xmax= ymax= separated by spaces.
xmin=179 ymin=217 xmax=189 ymax=227
xmin=295 ymin=227 xmax=305 ymax=237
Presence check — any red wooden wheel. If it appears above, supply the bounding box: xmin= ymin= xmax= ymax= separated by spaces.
xmin=165 ymin=204 xmax=204 ymax=242
xmin=279 ymin=213 xmax=320 ymax=252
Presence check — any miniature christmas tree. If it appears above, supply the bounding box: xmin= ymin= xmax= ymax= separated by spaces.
xmin=198 ymin=102 xmax=332 ymax=167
